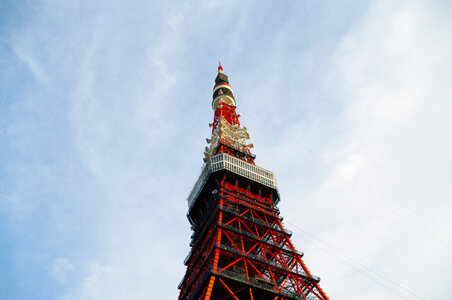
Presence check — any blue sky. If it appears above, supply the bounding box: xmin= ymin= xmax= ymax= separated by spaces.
xmin=1 ymin=1 xmax=451 ymax=299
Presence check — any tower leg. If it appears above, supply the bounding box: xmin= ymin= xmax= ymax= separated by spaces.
xmin=204 ymin=275 xmax=216 ymax=300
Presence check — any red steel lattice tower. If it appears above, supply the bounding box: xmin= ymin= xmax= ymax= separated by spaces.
xmin=178 ymin=64 xmax=329 ymax=300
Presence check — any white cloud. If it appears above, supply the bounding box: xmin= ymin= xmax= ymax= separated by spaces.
xmin=12 ymin=39 xmax=51 ymax=85
xmin=51 ymin=257 xmax=75 ymax=282
xmin=278 ymin=1 xmax=452 ymax=299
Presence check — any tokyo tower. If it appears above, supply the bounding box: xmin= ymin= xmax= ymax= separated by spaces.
xmin=178 ymin=63 xmax=329 ymax=300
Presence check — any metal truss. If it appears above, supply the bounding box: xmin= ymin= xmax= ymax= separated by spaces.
xmin=179 ymin=173 xmax=329 ymax=300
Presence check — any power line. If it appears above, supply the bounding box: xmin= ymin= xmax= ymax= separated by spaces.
xmin=285 ymin=220 xmax=438 ymax=300
xmin=286 ymin=137 xmax=452 ymax=251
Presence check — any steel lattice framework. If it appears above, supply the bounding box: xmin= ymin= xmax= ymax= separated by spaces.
xmin=178 ymin=64 xmax=328 ymax=300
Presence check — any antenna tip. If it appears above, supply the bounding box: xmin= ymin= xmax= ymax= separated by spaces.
xmin=218 ymin=61 xmax=223 ymax=73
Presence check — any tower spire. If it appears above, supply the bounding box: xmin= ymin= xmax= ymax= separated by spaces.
xmin=205 ymin=64 xmax=254 ymax=164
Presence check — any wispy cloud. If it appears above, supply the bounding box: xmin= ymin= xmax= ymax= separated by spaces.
xmin=51 ymin=257 xmax=75 ymax=282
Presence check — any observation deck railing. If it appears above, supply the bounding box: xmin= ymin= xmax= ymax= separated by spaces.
xmin=188 ymin=153 xmax=277 ymax=209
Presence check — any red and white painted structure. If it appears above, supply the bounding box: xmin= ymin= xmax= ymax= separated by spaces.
xmin=178 ymin=64 xmax=329 ymax=300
